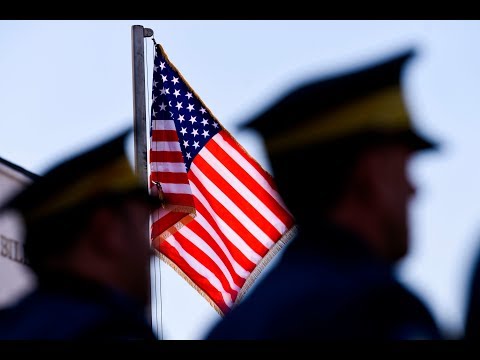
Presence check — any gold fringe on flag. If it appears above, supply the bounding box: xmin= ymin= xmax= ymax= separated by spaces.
xmin=234 ymin=225 xmax=298 ymax=306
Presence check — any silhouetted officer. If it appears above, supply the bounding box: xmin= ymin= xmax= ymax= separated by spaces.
xmin=206 ymin=48 xmax=443 ymax=340
xmin=0 ymin=128 xmax=159 ymax=339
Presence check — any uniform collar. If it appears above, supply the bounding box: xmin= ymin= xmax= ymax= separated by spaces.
xmin=286 ymin=219 xmax=388 ymax=265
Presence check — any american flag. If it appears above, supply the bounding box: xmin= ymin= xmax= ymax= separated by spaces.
xmin=148 ymin=43 xmax=296 ymax=315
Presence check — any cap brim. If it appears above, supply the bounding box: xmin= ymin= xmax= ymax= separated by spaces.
xmin=406 ymin=131 xmax=439 ymax=151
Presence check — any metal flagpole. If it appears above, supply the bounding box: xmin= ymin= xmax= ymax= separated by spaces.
xmin=131 ymin=24 xmax=156 ymax=334
xmin=131 ymin=25 xmax=153 ymax=186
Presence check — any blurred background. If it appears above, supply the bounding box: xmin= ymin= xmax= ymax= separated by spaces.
xmin=1 ymin=20 xmax=479 ymax=339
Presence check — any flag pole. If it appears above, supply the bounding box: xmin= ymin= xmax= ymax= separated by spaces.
xmin=131 ymin=25 xmax=153 ymax=186
xmin=131 ymin=24 xmax=155 ymax=331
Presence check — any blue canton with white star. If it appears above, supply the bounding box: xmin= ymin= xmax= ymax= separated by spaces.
xmin=151 ymin=47 xmax=221 ymax=171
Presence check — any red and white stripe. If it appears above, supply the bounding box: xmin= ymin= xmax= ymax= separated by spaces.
xmin=150 ymin=122 xmax=295 ymax=314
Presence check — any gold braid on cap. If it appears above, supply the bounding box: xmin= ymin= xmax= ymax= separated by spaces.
xmin=265 ymin=85 xmax=411 ymax=153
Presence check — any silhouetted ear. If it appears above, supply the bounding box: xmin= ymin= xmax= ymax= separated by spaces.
xmin=85 ymin=207 xmax=124 ymax=258
xmin=345 ymin=149 xmax=379 ymax=206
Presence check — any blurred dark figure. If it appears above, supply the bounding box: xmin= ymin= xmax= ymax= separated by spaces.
xmin=464 ymin=244 xmax=480 ymax=339
xmin=206 ymin=48 xmax=442 ymax=339
xmin=0 ymin=128 xmax=159 ymax=339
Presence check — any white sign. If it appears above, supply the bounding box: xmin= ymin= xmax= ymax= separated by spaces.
xmin=0 ymin=158 xmax=37 ymax=308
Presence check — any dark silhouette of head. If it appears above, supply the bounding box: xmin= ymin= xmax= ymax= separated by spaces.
xmin=241 ymin=48 xmax=438 ymax=263
xmin=0 ymin=128 xmax=162 ymax=304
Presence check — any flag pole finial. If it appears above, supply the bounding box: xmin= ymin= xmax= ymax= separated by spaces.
xmin=143 ymin=27 xmax=154 ymax=38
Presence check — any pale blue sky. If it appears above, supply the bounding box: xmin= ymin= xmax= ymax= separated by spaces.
xmin=1 ymin=20 xmax=479 ymax=339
